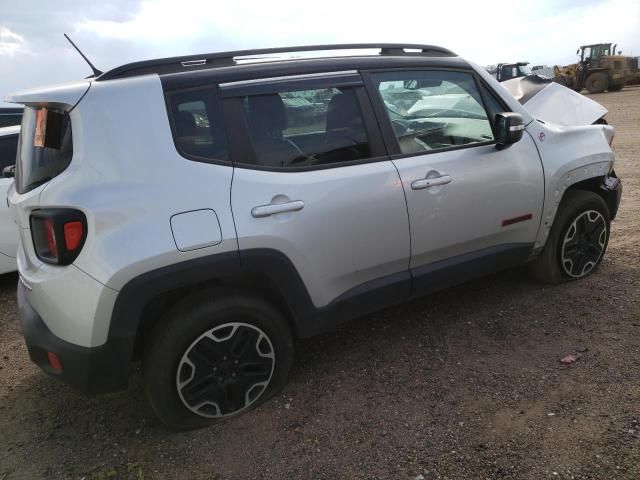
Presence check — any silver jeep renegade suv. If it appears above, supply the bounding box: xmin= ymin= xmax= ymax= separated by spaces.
xmin=6 ymin=44 xmax=622 ymax=430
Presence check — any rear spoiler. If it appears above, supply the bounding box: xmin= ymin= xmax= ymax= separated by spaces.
xmin=4 ymin=80 xmax=91 ymax=111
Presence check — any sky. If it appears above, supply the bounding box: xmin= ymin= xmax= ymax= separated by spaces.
xmin=1 ymin=0 xmax=639 ymax=107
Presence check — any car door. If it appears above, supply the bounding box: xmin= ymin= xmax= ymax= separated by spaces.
xmin=366 ymin=69 xmax=544 ymax=291
xmin=223 ymin=72 xmax=411 ymax=309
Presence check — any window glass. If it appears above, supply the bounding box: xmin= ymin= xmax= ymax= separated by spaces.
xmin=240 ymin=86 xmax=370 ymax=168
xmin=0 ymin=135 xmax=18 ymax=170
xmin=0 ymin=114 xmax=22 ymax=128
xmin=372 ymin=71 xmax=494 ymax=154
xmin=15 ymin=107 xmax=73 ymax=194
xmin=168 ymin=90 xmax=228 ymax=162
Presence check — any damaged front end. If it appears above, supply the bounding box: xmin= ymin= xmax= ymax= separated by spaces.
xmin=502 ymin=75 xmax=608 ymax=126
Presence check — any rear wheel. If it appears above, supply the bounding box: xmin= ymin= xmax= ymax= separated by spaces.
xmin=143 ymin=290 xmax=293 ymax=430
xmin=586 ymin=73 xmax=609 ymax=93
xmin=529 ymin=190 xmax=610 ymax=284
xmin=608 ymin=84 xmax=624 ymax=92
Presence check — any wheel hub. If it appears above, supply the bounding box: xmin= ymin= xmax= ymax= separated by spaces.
xmin=176 ymin=322 xmax=275 ymax=418
xmin=560 ymin=210 xmax=607 ymax=278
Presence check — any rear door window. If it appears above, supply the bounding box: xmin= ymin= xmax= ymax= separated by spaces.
xmin=236 ymin=86 xmax=371 ymax=168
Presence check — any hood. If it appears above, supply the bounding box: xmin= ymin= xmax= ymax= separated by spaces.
xmin=502 ymin=75 xmax=607 ymax=126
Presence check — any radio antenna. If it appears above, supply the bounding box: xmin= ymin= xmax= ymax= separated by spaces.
xmin=63 ymin=33 xmax=103 ymax=77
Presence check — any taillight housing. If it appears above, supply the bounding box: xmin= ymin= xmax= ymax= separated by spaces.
xmin=30 ymin=209 xmax=87 ymax=265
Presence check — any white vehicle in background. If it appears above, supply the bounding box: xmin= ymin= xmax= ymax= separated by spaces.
xmin=0 ymin=125 xmax=19 ymax=274
xmin=531 ymin=65 xmax=553 ymax=78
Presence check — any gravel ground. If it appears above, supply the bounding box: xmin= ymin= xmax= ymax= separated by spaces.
xmin=1 ymin=87 xmax=639 ymax=480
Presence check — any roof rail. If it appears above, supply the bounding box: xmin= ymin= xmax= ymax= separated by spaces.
xmin=97 ymin=43 xmax=456 ymax=81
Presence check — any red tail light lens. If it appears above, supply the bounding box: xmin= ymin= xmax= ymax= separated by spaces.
xmin=63 ymin=221 xmax=83 ymax=250
xmin=30 ymin=209 xmax=87 ymax=265
xmin=44 ymin=219 xmax=58 ymax=258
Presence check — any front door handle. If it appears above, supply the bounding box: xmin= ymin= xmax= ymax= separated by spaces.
xmin=251 ymin=200 xmax=305 ymax=218
xmin=411 ymin=173 xmax=452 ymax=190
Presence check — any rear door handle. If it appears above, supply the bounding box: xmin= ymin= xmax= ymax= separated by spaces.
xmin=411 ymin=173 xmax=452 ymax=190
xmin=251 ymin=200 xmax=305 ymax=218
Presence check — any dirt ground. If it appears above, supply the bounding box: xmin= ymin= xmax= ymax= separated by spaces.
xmin=1 ymin=87 xmax=639 ymax=480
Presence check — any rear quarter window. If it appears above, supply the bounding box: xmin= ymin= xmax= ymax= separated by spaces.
xmin=166 ymin=89 xmax=229 ymax=163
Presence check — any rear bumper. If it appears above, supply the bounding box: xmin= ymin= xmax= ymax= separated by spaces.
xmin=18 ymin=281 xmax=131 ymax=394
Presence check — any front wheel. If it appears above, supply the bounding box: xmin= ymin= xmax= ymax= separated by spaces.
xmin=529 ymin=190 xmax=610 ymax=284
xmin=143 ymin=290 xmax=293 ymax=430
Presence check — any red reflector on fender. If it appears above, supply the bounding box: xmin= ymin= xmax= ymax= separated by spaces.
xmin=502 ymin=213 xmax=533 ymax=227
xmin=63 ymin=221 xmax=84 ymax=250
xmin=47 ymin=351 xmax=63 ymax=372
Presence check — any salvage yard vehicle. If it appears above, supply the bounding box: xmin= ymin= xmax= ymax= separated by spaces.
xmin=553 ymin=43 xmax=640 ymax=93
xmin=487 ymin=62 xmax=533 ymax=82
xmin=0 ymin=126 xmax=19 ymax=274
xmin=6 ymin=43 xmax=622 ymax=430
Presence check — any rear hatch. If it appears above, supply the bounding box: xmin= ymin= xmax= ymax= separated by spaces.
xmin=5 ymin=80 xmax=90 ymax=270
xmin=5 ymin=80 xmax=90 ymax=229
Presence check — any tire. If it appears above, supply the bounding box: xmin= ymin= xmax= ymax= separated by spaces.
xmin=585 ymin=73 xmax=609 ymax=93
xmin=552 ymin=74 xmax=575 ymax=90
xmin=143 ymin=289 xmax=293 ymax=430
xmin=528 ymin=190 xmax=610 ymax=284
xmin=608 ymin=84 xmax=624 ymax=92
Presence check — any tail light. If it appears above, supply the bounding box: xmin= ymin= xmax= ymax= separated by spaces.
xmin=30 ymin=209 xmax=87 ymax=265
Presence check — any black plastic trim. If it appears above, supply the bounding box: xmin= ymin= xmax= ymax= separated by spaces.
xmin=160 ymin=56 xmax=471 ymax=92
xmin=219 ymin=73 xmax=363 ymax=98
xmin=99 ymin=44 xmax=456 ymax=81
xmin=411 ymin=243 xmax=533 ymax=295
xmin=32 ymin=242 xmax=537 ymax=394
xmin=17 ymin=282 xmax=130 ymax=394
xmin=601 ymin=171 xmax=622 ymax=220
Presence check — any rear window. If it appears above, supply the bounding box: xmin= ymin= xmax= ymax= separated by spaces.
xmin=16 ymin=107 xmax=73 ymax=194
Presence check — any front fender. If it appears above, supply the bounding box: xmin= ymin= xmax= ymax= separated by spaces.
xmin=525 ymin=121 xmax=616 ymax=249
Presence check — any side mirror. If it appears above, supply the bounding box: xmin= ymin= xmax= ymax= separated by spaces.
xmin=576 ymin=49 xmax=580 ymax=55
xmin=2 ymin=165 xmax=14 ymax=178
xmin=495 ymin=112 xmax=524 ymax=149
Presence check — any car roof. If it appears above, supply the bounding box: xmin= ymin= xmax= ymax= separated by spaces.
xmin=159 ymin=54 xmax=471 ymax=91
